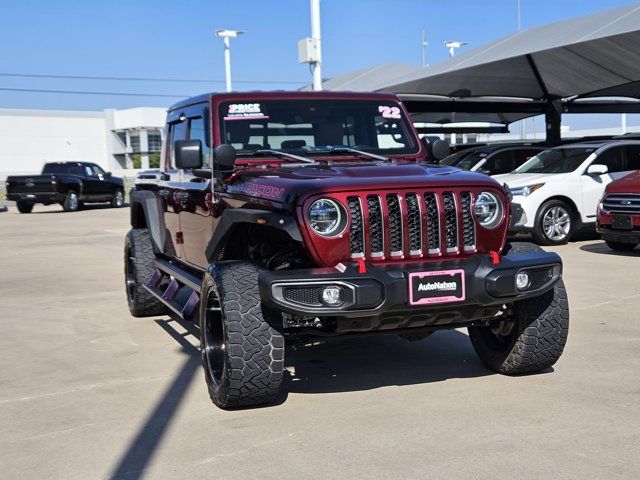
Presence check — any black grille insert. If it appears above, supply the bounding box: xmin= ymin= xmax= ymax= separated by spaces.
xmin=347 ymin=196 xmax=364 ymax=257
xmin=424 ymin=193 xmax=440 ymax=253
xmin=405 ymin=193 xmax=422 ymax=253
xmin=367 ymin=195 xmax=384 ymax=255
xmin=460 ymin=192 xmax=475 ymax=249
xmin=386 ymin=194 xmax=403 ymax=254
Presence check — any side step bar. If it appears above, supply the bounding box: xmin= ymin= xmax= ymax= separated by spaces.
xmin=142 ymin=258 xmax=203 ymax=320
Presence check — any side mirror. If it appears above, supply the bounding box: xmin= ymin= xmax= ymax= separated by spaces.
xmin=174 ymin=139 xmax=203 ymax=169
xmin=421 ymin=137 xmax=450 ymax=162
xmin=587 ymin=164 xmax=608 ymax=175
xmin=105 ymin=171 xmax=112 ymax=177
xmin=214 ymin=144 xmax=237 ymax=169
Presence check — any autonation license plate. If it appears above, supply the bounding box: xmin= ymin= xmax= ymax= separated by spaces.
xmin=408 ymin=269 xmax=466 ymax=306
xmin=612 ymin=214 xmax=633 ymax=230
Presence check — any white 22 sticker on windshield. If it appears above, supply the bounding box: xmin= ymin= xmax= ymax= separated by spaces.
xmin=378 ymin=105 xmax=401 ymax=119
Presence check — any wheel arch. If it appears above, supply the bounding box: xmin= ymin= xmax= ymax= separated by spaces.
xmin=129 ymin=189 xmax=167 ymax=253
xmin=538 ymin=195 xmax=582 ymax=228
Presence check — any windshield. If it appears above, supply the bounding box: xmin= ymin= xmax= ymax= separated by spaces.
xmin=456 ymin=152 xmax=490 ymax=171
xmin=440 ymin=149 xmax=474 ymax=166
xmin=514 ymin=148 xmax=594 ymax=174
xmin=218 ymin=99 xmax=418 ymax=157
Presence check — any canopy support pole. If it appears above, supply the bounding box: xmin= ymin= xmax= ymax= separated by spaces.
xmin=545 ymin=100 xmax=563 ymax=146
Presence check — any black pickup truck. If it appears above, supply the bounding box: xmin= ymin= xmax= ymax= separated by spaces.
xmin=6 ymin=162 xmax=125 ymax=213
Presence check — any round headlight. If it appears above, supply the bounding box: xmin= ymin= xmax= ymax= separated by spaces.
xmin=308 ymin=199 xmax=343 ymax=236
xmin=474 ymin=191 xmax=503 ymax=229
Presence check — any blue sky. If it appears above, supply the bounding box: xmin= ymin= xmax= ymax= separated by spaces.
xmin=0 ymin=0 xmax=638 ymax=125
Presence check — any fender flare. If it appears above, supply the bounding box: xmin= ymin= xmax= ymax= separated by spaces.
xmin=205 ymin=208 xmax=302 ymax=263
xmin=129 ymin=189 xmax=167 ymax=253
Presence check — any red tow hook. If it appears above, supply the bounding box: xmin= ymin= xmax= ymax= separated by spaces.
xmin=356 ymin=258 xmax=367 ymax=274
xmin=489 ymin=251 xmax=500 ymax=265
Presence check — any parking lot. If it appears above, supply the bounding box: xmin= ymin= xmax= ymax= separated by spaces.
xmin=1 ymin=204 xmax=639 ymax=480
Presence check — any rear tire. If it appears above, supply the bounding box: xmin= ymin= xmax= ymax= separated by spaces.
xmin=124 ymin=228 xmax=167 ymax=317
xmin=468 ymin=242 xmax=569 ymax=374
xmin=200 ymin=261 xmax=284 ymax=409
xmin=533 ymin=200 xmax=574 ymax=245
xmin=62 ymin=190 xmax=79 ymax=212
xmin=111 ymin=189 xmax=124 ymax=208
xmin=16 ymin=201 xmax=34 ymax=214
xmin=605 ymin=240 xmax=637 ymax=251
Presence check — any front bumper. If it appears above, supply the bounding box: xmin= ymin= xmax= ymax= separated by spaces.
xmin=258 ymin=252 xmax=562 ymax=333
xmin=7 ymin=192 xmax=64 ymax=203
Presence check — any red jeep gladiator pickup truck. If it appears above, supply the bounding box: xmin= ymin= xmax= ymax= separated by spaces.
xmin=125 ymin=91 xmax=569 ymax=409
xmin=597 ymin=170 xmax=640 ymax=251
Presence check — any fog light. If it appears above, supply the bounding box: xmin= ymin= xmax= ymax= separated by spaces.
xmin=321 ymin=286 xmax=343 ymax=305
xmin=516 ymin=271 xmax=530 ymax=290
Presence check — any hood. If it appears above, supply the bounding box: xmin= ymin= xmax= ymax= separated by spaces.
xmin=605 ymin=170 xmax=640 ymax=194
xmin=492 ymin=172 xmax=567 ymax=189
xmin=226 ymin=162 xmax=505 ymax=204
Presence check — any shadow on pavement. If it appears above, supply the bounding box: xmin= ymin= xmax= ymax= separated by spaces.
xmin=106 ymin=317 xmax=200 ymax=480
xmin=284 ymin=329 xmax=490 ymax=394
xmin=579 ymin=240 xmax=640 ymax=256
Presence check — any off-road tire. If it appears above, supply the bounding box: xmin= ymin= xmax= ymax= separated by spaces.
xmin=16 ymin=201 xmax=34 ymax=214
xmin=62 ymin=190 xmax=79 ymax=212
xmin=200 ymin=261 xmax=284 ymax=409
xmin=111 ymin=189 xmax=125 ymax=208
xmin=468 ymin=242 xmax=569 ymax=374
xmin=605 ymin=240 xmax=637 ymax=251
xmin=124 ymin=228 xmax=167 ymax=317
xmin=532 ymin=199 xmax=575 ymax=246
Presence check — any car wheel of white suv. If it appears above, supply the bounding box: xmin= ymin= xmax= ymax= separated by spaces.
xmin=533 ymin=200 xmax=575 ymax=245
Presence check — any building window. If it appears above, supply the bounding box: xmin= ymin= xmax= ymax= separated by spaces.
xmin=130 ymin=134 xmax=140 ymax=152
xmin=148 ymin=133 xmax=162 ymax=152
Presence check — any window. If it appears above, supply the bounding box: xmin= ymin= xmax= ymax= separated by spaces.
xmin=516 ymin=148 xmax=594 ymax=174
xmin=148 ymin=133 xmax=162 ymax=152
xmin=130 ymin=134 xmax=140 ymax=152
xmin=624 ymin=145 xmax=640 ymax=171
xmin=87 ymin=164 xmax=106 ymax=176
xmin=188 ymin=117 xmax=211 ymax=167
xmin=169 ymin=121 xmax=187 ymax=168
xmin=42 ymin=163 xmax=84 ymax=175
xmin=593 ymin=147 xmax=624 ymax=173
xmin=513 ymin=149 xmax=541 ymax=169
xmin=485 ymin=151 xmax=514 ymax=175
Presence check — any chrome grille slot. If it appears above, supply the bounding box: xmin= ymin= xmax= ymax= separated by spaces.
xmin=443 ymin=193 xmax=458 ymax=252
xmin=347 ymin=196 xmax=364 ymax=258
xmin=386 ymin=194 xmax=403 ymax=256
xmin=406 ymin=193 xmax=422 ymax=255
xmin=602 ymin=194 xmax=640 ymax=214
xmin=424 ymin=193 xmax=440 ymax=254
xmin=367 ymin=195 xmax=384 ymax=256
xmin=460 ymin=192 xmax=475 ymax=251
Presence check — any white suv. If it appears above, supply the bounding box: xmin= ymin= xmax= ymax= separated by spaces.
xmin=494 ymin=141 xmax=640 ymax=245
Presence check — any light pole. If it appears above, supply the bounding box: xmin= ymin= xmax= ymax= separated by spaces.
xmin=443 ymin=41 xmax=468 ymax=57
xmin=297 ymin=0 xmax=323 ymax=91
xmin=517 ymin=0 xmax=526 ymax=139
xmin=215 ymin=29 xmax=245 ymax=92
xmin=421 ymin=30 xmax=428 ymax=67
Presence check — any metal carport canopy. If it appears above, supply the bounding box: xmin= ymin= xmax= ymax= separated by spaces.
xmin=379 ymin=3 xmax=640 ymax=101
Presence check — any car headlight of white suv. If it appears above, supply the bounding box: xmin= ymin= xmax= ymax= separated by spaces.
xmin=509 ymin=183 xmax=545 ymax=197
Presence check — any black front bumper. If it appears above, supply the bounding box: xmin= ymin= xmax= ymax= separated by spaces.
xmin=258 ymin=252 xmax=562 ymax=333
xmin=599 ymin=226 xmax=640 ymax=243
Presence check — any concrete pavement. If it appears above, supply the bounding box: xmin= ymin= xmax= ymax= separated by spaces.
xmin=0 ymin=204 xmax=639 ymax=479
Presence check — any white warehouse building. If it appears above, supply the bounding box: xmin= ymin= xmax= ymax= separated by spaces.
xmin=0 ymin=107 xmax=167 ymax=178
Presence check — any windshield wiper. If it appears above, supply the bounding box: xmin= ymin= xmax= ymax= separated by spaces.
xmin=309 ymin=146 xmax=391 ymax=162
xmin=252 ymin=149 xmax=315 ymax=164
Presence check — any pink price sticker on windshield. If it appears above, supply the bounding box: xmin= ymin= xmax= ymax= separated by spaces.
xmin=378 ymin=105 xmax=401 ymax=119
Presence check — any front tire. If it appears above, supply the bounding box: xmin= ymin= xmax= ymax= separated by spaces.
xmin=200 ymin=261 xmax=284 ymax=409
xmin=124 ymin=228 xmax=167 ymax=317
xmin=468 ymin=242 xmax=569 ymax=374
xmin=605 ymin=240 xmax=637 ymax=251
xmin=62 ymin=190 xmax=79 ymax=212
xmin=533 ymin=200 xmax=574 ymax=245
xmin=16 ymin=201 xmax=34 ymax=214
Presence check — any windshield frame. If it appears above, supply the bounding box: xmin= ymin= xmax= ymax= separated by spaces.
xmin=215 ymin=96 xmax=421 ymax=160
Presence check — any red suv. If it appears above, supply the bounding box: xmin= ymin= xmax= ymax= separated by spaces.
xmin=597 ymin=170 xmax=640 ymax=251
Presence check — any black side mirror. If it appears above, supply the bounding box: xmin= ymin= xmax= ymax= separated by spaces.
xmin=214 ymin=144 xmax=237 ymax=169
xmin=421 ymin=137 xmax=450 ymax=162
xmin=105 ymin=171 xmax=112 ymax=177
xmin=174 ymin=139 xmax=203 ymax=169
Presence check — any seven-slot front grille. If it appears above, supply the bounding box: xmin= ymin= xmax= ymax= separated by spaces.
xmin=602 ymin=194 xmax=640 ymax=215
xmin=347 ymin=191 xmax=476 ymax=260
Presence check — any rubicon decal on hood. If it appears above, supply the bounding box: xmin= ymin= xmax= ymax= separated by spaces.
xmin=228 ymin=183 xmax=286 ymax=200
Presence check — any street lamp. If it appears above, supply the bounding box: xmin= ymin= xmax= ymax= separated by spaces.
xmin=215 ymin=29 xmax=245 ymax=92
xmin=443 ymin=40 xmax=468 ymax=57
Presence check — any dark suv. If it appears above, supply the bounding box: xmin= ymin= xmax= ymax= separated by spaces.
xmin=441 ymin=144 xmax=543 ymax=175
xmin=125 ymin=91 xmax=569 ymax=409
